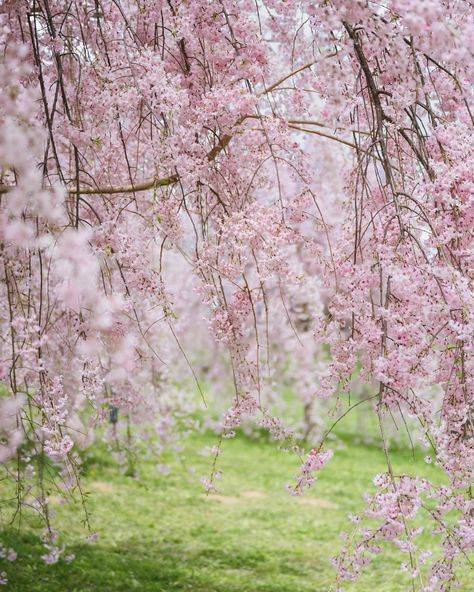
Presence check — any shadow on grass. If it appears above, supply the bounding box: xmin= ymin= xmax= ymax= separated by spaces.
xmin=2 ymin=530 xmax=329 ymax=592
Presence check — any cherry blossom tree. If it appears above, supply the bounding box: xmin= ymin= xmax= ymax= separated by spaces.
xmin=0 ymin=1 xmax=473 ymax=589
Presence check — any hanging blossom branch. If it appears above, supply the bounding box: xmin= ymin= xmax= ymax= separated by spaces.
xmin=0 ymin=1 xmax=473 ymax=590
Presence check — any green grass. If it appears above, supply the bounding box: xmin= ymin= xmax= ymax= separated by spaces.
xmin=0 ymin=426 xmax=472 ymax=591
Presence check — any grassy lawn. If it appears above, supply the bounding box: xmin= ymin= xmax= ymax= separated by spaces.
xmin=3 ymin=416 xmax=471 ymax=592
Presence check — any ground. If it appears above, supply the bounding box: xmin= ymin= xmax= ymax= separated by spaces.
xmin=3 ymin=416 xmax=471 ymax=592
